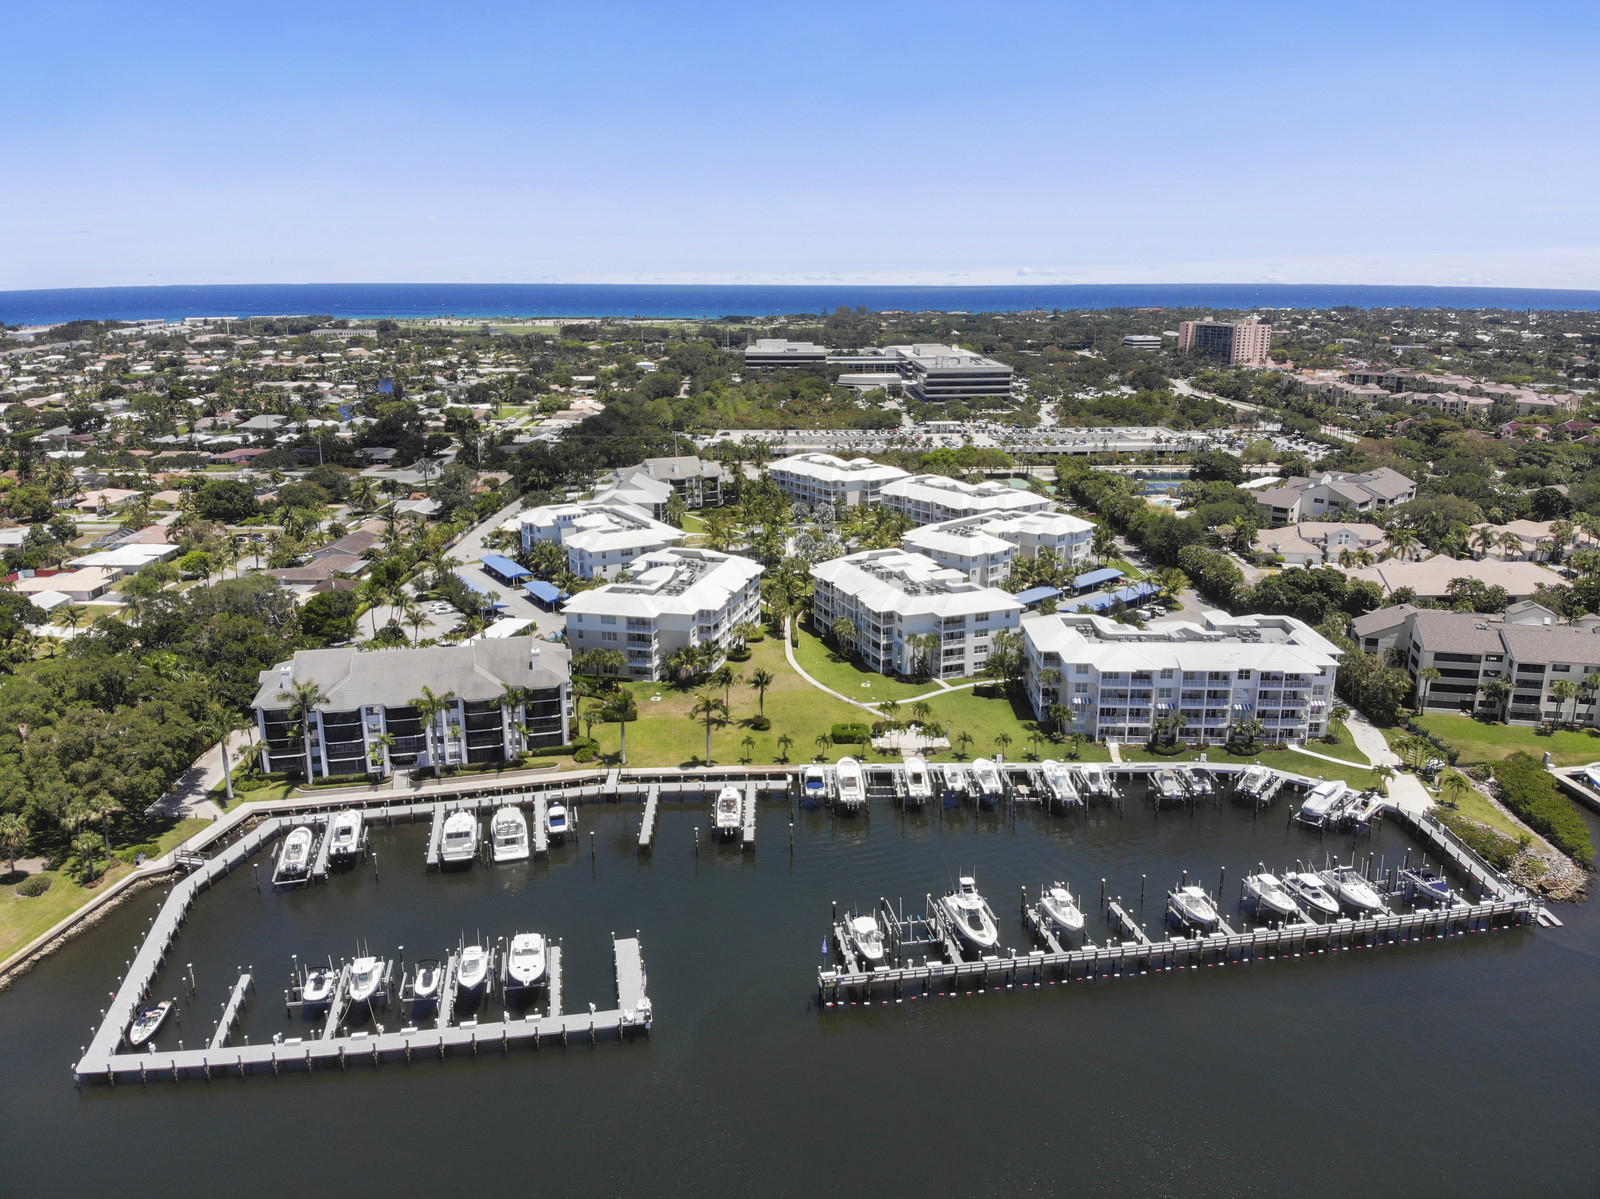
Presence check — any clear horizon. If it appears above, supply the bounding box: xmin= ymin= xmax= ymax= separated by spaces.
xmin=5 ymin=1 xmax=1597 ymax=291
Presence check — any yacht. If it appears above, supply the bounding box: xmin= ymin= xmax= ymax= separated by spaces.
xmin=546 ymin=799 xmax=569 ymax=842
xmin=1243 ymin=872 xmax=1303 ymax=920
xmin=439 ymin=811 xmax=479 ymax=866
xmin=1151 ymin=769 xmax=1186 ymax=804
xmin=1400 ymin=866 xmax=1453 ymax=907
xmin=301 ymin=967 xmax=336 ymax=1006
xmin=1041 ymin=760 xmax=1081 ymax=809
xmin=411 ymin=960 xmax=442 ymax=1006
xmin=1295 ymin=780 xmax=1349 ymax=828
xmin=506 ymin=933 xmax=548 ymax=988
xmin=713 ymin=785 xmax=743 ymax=837
xmin=941 ymin=763 xmax=971 ymax=800
xmin=490 ymin=806 xmax=529 ymax=863
xmin=1236 ymin=764 xmax=1269 ymax=797
xmin=938 ymin=876 xmax=999 ymax=955
xmin=327 ymin=810 xmax=362 ymax=864
xmin=970 ymin=758 xmax=1004 ymax=808
xmin=278 ymin=825 xmax=314 ymax=877
xmin=834 ymin=757 xmax=866 ymax=813
xmin=1038 ymin=882 xmax=1086 ymax=940
xmin=847 ymin=914 xmax=887 ymax=966
xmin=1168 ymin=885 xmax=1221 ymax=933
xmin=803 ymin=765 xmax=828 ymax=804
xmin=456 ymin=944 xmax=490 ymax=992
xmin=1075 ymin=763 xmax=1112 ymax=799
xmin=126 ymin=999 xmax=174 ymax=1049
xmin=1320 ymin=866 xmax=1387 ymax=914
xmin=903 ymin=757 xmax=933 ymax=807
xmin=347 ymin=955 xmax=385 ymax=1004
xmin=1281 ymin=871 xmax=1340 ymax=918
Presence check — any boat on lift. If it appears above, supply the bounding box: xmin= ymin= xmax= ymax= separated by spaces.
xmin=456 ymin=944 xmax=490 ymax=992
xmin=490 ymin=805 xmax=529 ymax=863
xmin=1236 ymin=764 xmax=1269 ymax=797
xmin=1243 ymin=872 xmax=1303 ymax=920
xmin=327 ymin=810 xmax=363 ymax=864
xmin=1075 ymin=762 xmax=1112 ymax=798
xmin=1038 ymin=882 xmax=1086 ymax=940
xmin=1295 ymin=780 xmax=1349 ymax=828
xmin=506 ymin=932 xmax=548 ymax=988
xmin=1340 ymin=791 xmax=1385 ymax=832
xmin=1399 ymin=865 xmax=1453 ymax=906
xmin=846 ymin=914 xmax=887 ymax=966
xmin=301 ymin=966 xmax=336 ymax=1006
xmin=546 ymin=799 xmax=569 ymax=842
xmin=126 ymin=999 xmax=174 ymax=1049
xmin=1151 ymin=769 xmax=1186 ymax=804
xmin=713 ymin=785 xmax=742 ymax=837
xmin=347 ymin=955 xmax=385 ymax=1005
xmin=439 ymin=811 xmax=479 ymax=866
xmin=1183 ymin=769 xmax=1213 ymax=797
xmin=834 ymin=757 xmax=866 ymax=812
xmin=1168 ymin=885 xmax=1221 ymax=933
xmin=941 ymin=762 xmax=971 ymax=800
xmin=1320 ymin=865 xmax=1387 ymax=914
xmin=1041 ymin=760 xmax=1081 ymax=808
xmin=411 ymin=959 xmax=442 ymax=1006
xmin=970 ymin=758 xmax=1004 ymax=808
xmin=803 ymin=765 xmax=828 ymax=804
xmin=1281 ymin=870 xmax=1341 ymax=918
xmin=903 ymin=757 xmax=933 ymax=806
xmin=278 ymin=825 xmax=314 ymax=877
xmin=938 ymin=876 xmax=1000 ymax=955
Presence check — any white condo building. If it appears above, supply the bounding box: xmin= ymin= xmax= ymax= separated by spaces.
xmin=563 ymin=548 xmax=763 ymax=680
xmin=880 ymin=473 xmax=1054 ymax=525
xmin=903 ymin=511 xmax=1097 ymax=587
xmin=1022 ymin=611 xmax=1341 ymax=745
xmin=810 ymin=548 xmax=1022 ymax=678
xmin=520 ymin=500 xmax=686 ymax=579
xmin=769 ymin=452 xmax=911 ymax=509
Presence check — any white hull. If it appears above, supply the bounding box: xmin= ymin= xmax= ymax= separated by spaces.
xmin=1244 ymin=873 xmax=1302 ymax=920
xmin=714 ymin=786 xmax=742 ymax=836
xmin=940 ymin=877 xmax=999 ymax=954
xmin=1039 ymin=884 xmax=1085 ymax=938
xmin=1321 ymin=867 xmax=1386 ymax=913
xmin=127 ymin=1000 xmax=173 ymax=1048
xmin=1041 ymin=761 xmax=1080 ymax=807
xmin=301 ymin=969 xmax=336 ymax=1006
xmin=347 ymin=956 xmax=385 ymax=1005
xmin=456 ymin=946 xmax=489 ymax=991
xmin=1296 ymin=781 xmax=1349 ymax=827
xmin=439 ymin=811 xmax=479 ymax=865
xmin=279 ymin=826 xmax=314 ymax=876
xmin=1168 ymin=886 xmax=1220 ymax=932
xmin=904 ymin=757 xmax=933 ymax=804
xmin=327 ymin=811 xmax=362 ymax=862
xmin=971 ymin=758 xmax=1003 ymax=805
xmin=1075 ymin=764 xmax=1111 ymax=797
xmin=490 ymin=806 xmax=530 ymax=863
xmin=1152 ymin=770 xmax=1185 ymax=802
xmin=835 ymin=757 xmax=866 ymax=811
xmin=1282 ymin=871 xmax=1341 ymax=917
xmin=507 ymin=933 xmax=547 ymax=988
xmin=546 ymin=801 xmax=569 ymax=842
xmin=412 ymin=963 xmax=442 ymax=1003
xmin=847 ymin=915 xmax=887 ymax=966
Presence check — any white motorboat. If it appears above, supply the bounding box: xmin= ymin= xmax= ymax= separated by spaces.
xmin=506 ymin=932 xmax=548 ymax=988
xmin=279 ymin=825 xmax=314 ymax=876
xmin=490 ymin=805 xmax=529 ymax=863
xmin=1075 ymin=762 xmax=1112 ymax=798
xmin=1320 ymin=866 xmax=1387 ymax=914
xmin=1041 ymin=760 xmax=1081 ymax=808
xmin=942 ymin=763 xmax=971 ymax=799
xmin=847 ymin=914 xmax=887 ymax=966
xmin=301 ymin=967 xmax=336 ymax=1006
xmin=439 ymin=811 xmax=479 ymax=865
xmin=1183 ymin=769 xmax=1213 ymax=796
xmin=1341 ymin=791 xmax=1385 ymax=831
xmin=1236 ymin=764 xmax=1269 ymax=797
xmin=126 ymin=999 xmax=173 ymax=1048
xmin=1400 ymin=866 xmax=1453 ymax=907
xmin=327 ymin=810 xmax=362 ymax=863
xmin=546 ymin=799 xmax=569 ymax=841
xmin=412 ymin=960 xmax=442 ymax=1004
xmin=456 ymin=944 xmax=490 ymax=991
xmin=903 ymin=757 xmax=933 ymax=806
xmin=714 ymin=785 xmax=742 ymax=837
xmin=1168 ymin=885 xmax=1221 ymax=932
xmin=938 ymin=876 xmax=999 ymax=955
xmin=835 ymin=757 xmax=866 ymax=812
xmin=1152 ymin=769 xmax=1186 ymax=803
xmin=1243 ymin=872 xmax=1303 ymax=920
xmin=1281 ymin=870 xmax=1341 ymax=918
xmin=1295 ymin=780 xmax=1349 ymax=828
xmin=1038 ymin=882 xmax=1086 ymax=940
xmin=347 ymin=955 xmax=385 ymax=1004
xmin=803 ymin=765 xmax=828 ymax=802
xmin=971 ymin=758 xmax=1004 ymax=807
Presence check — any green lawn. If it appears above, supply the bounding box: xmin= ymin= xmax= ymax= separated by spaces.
xmin=789 ymin=626 xmax=940 ymax=705
xmin=1444 ymin=786 xmax=1528 ymax=840
xmin=1105 ymin=557 xmax=1147 ymax=581
xmin=1414 ymin=713 xmax=1600 ymax=767
xmin=911 ymin=686 xmax=1112 ymax=764
xmin=1301 ymin=719 xmax=1370 ymax=766
xmin=1122 ymin=744 xmax=1379 ymax=790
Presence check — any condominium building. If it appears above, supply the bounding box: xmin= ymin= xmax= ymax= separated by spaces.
xmin=1349 ymin=602 xmax=1600 ymax=725
xmin=1251 ymin=467 xmax=1416 ymax=525
xmin=904 ymin=510 xmax=1096 ymax=586
xmin=880 ymin=473 xmax=1054 ymax=525
xmin=563 ymin=548 xmax=764 ymax=680
xmin=607 ymin=455 xmax=728 ymax=509
xmin=252 ymin=639 xmax=572 ymax=779
xmin=1021 ymin=611 xmax=1341 ymax=745
xmin=1177 ymin=319 xmax=1274 ymax=366
xmin=769 ymin=452 xmax=911 ymax=509
xmin=519 ymin=500 xmax=686 ymax=579
xmin=810 ymin=548 xmax=1022 ymax=678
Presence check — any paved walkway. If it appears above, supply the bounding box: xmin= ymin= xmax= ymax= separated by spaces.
xmin=1344 ymin=713 xmax=1402 ymax=768
xmin=1286 ymin=744 xmax=1374 ymax=770
xmin=144 ymin=728 xmax=261 ymax=823
xmin=780 ymin=627 xmax=982 ymax=713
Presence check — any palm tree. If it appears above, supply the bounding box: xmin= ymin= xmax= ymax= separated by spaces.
xmin=278 ymin=678 xmax=329 ymax=782
xmin=910 ymin=700 xmax=932 ymax=728
xmin=880 ymin=698 xmax=901 ymax=726
xmin=747 ymin=667 xmax=775 ymax=718
xmin=602 ymin=690 xmax=638 ymax=765
xmin=776 ymin=732 xmax=794 ymax=763
xmin=955 ymin=730 xmax=974 ymax=759
xmin=831 ymin=617 xmax=857 ymax=657
xmin=1027 ymin=731 xmax=1044 ymax=760
xmin=814 ymin=733 xmax=832 ymax=762
xmin=1482 ymin=673 xmax=1513 ymax=720
xmin=1438 ymin=770 xmax=1471 ymax=809
xmin=690 ymin=691 xmax=729 ymax=765
xmin=1471 ymin=526 xmax=1498 ymax=559
xmin=1388 ymin=527 xmax=1421 ymax=562
xmin=72 ymin=832 xmax=102 ymax=882
xmin=1498 ymin=531 xmax=1524 ymax=561
xmin=367 ymin=732 xmax=395 ymax=777
xmin=710 ymin=664 xmax=742 ymax=709
xmin=497 ymin=683 xmax=527 ymax=750
xmin=0 ymin=812 xmax=28 ymax=877
xmin=202 ymin=702 xmax=239 ymax=806
xmin=994 ymin=732 xmax=1012 ymax=758
xmin=1550 ymin=677 xmax=1579 ymax=727
xmin=740 ymin=734 xmax=756 ymax=763
xmin=83 ymin=791 xmax=122 ymax=857
xmin=1580 ymin=675 xmax=1599 ymax=727
xmin=410 ymin=685 xmax=457 ymax=779
xmin=62 ymin=604 xmax=88 ymax=638
xmin=1416 ymin=666 xmax=1441 ymax=711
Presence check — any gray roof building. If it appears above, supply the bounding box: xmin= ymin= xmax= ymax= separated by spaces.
xmin=253 ymin=637 xmax=570 ymax=711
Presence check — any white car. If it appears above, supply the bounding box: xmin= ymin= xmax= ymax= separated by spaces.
xmin=429 ymin=602 xmax=453 ymax=615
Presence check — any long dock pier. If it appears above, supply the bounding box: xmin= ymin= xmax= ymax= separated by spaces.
xmin=208 ymin=973 xmax=254 ymax=1050
xmin=532 ymin=793 xmax=549 ymax=857
xmin=741 ymin=783 xmax=757 ymax=850
xmin=638 ymin=786 xmax=660 ymax=853
xmin=1104 ymin=900 xmax=1153 ymax=945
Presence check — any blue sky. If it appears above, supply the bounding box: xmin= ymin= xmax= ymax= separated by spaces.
xmin=4 ymin=1 xmax=1597 ymax=289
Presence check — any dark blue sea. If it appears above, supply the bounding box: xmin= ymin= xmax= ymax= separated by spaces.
xmin=5 ymin=282 xmax=1600 ymax=325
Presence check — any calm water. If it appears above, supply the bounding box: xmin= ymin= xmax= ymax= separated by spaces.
xmin=2 ymin=791 xmax=1597 ymax=1198
xmin=6 ymin=282 xmax=1600 ymax=324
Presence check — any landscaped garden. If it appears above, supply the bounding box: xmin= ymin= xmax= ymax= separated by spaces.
xmin=1413 ymin=713 xmax=1600 ymax=767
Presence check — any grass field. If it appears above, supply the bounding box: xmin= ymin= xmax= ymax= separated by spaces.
xmin=1302 ymin=720 xmax=1370 ymax=765
xmin=789 ymin=626 xmax=939 ymax=705
xmin=1121 ymin=744 xmax=1379 ymax=790
xmin=1413 ymin=714 xmax=1600 ymax=767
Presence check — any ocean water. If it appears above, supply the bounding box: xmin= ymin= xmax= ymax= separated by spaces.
xmin=5 ymin=282 xmax=1600 ymax=325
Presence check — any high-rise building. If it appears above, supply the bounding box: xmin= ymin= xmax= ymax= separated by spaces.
xmin=1177 ymin=319 xmax=1273 ymax=365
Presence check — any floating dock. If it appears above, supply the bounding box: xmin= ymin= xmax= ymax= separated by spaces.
xmin=638 ymin=786 xmax=660 ymax=853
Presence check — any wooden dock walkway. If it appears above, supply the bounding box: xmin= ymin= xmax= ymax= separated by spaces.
xmin=310 ymin=817 xmax=335 ymax=880
xmin=741 ymin=783 xmax=757 ymax=850
xmin=208 ymin=973 xmax=253 ymax=1049
xmin=320 ymin=965 xmax=350 ymax=1039
xmin=546 ymin=945 xmax=563 ymax=1018
xmin=424 ymin=802 xmax=447 ymax=868
xmin=1104 ymin=901 xmax=1153 ymax=945
xmin=638 ymin=786 xmax=660 ymax=853
xmin=532 ymin=794 xmax=549 ymax=857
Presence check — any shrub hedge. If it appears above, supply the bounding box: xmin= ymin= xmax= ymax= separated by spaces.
xmin=16 ymin=874 xmax=53 ymax=897
xmin=1436 ymin=811 xmax=1524 ymax=872
xmin=830 ymin=723 xmax=870 ymax=744
xmin=1492 ymin=752 xmax=1595 ymax=866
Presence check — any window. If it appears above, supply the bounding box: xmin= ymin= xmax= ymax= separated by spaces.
xmin=1237 ymin=669 xmax=1252 ymax=680
xmin=1160 ymin=669 xmax=1174 ymax=679
xmin=601 ymin=615 xmax=617 ymax=626
xmin=601 ymin=632 xmax=618 ymax=642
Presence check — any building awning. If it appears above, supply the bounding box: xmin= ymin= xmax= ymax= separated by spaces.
xmin=481 ymin=554 xmax=531 ymax=583
xmin=523 ymin=579 xmax=568 ymax=605
xmin=1014 ymin=585 xmax=1062 ymax=606
xmin=1073 ymin=567 xmax=1124 ymax=590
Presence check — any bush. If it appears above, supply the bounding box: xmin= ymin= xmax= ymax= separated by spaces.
xmin=1492 ymin=753 xmax=1596 ymax=866
xmin=830 ymin=722 xmax=870 ymax=744
xmin=726 ymin=645 xmax=751 ymax=662
xmin=16 ymin=874 xmax=52 ymax=897
xmin=116 ymin=842 xmax=160 ymax=865
xmin=1437 ymin=810 xmax=1525 ymax=872
xmin=570 ymin=736 xmax=599 ymax=763
xmin=749 ymin=715 xmax=771 ymax=731
xmin=1466 ymin=763 xmax=1492 ymax=782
